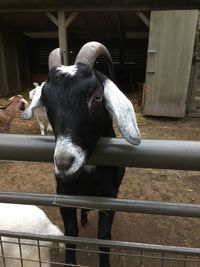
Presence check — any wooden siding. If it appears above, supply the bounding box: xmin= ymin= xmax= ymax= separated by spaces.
xmin=143 ymin=10 xmax=198 ymax=118
xmin=0 ymin=30 xmax=30 ymax=97
xmin=0 ymin=33 xmax=9 ymax=95
xmin=187 ymin=58 xmax=200 ymax=117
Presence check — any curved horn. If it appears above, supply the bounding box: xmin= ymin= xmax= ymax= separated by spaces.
xmin=75 ymin=41 xmax=114 ymax=79
xmin=48 ymin=48 xmax=62 ymax=70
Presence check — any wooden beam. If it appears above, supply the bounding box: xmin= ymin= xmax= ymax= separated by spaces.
xmin=44 ymin=12 xmax=77 ymax=64
xmin=136 ymin=12 xmax=150 ymax=28
xmin=65 ymin=12 xmax=78 ymax=28
xmin=24 ymin=31 xmax=58 ymax=38
xmin=0 ymin=0 xmax=199 ymax=12
xmin=58 ymin=11 xmax=68 ymax=65
xmin=46 ymin=12 xmax=58 ymax=26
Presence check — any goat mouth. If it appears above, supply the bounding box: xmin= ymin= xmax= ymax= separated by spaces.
xmin=54 ymin=158 xmax=86 ymax=181
xmin=54 ymin=135 xmax=87 ymax=181
xmin=55 ymin=169 xmax=81 ymax=183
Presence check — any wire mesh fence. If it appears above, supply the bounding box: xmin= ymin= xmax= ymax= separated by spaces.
xmin=0 ymin=230 xmax=200 ymax=267
xmin=0 ymin=192 xmax=200 ymax=266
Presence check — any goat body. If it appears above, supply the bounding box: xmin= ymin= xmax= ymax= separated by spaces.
xmin=0 ymin=204 xmax=63 ymax=267
xmin=29 ymin=84 xmax=52 ymax=135
xmin=0 ymin=95 xmax=27 ymax=133
xmin=22 ymin=42 xmax=141 ymax=267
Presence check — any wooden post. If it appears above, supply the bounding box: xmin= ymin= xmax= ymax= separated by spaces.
xmin=57 ymin=11 xmax=68 ymax=65
xmin=46 ymin=12 xmax=78 ymax=65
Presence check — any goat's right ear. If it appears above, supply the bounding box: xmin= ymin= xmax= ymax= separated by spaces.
xmin=21 ymin=84 xmax=44 ymax=120
xmin=103 ymin=78 xmax=141 ymax=145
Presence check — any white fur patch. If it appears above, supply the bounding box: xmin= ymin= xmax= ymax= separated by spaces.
xmin=54 ymin=136 xmax=86 ymax=177
xmin=29 ymin=88 xmax=36 ymax=100
xmin=104 ymin=79 xmax=141 ymax=145
xmin=57 ymin=65 xmax=78 ymax=77
xmin=21 ymin=82 xmax=45 ymax=120
xmin=0 ymin=204 xmax=63 ymax=267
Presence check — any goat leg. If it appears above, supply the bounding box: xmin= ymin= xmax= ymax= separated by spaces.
xmin=97 ymin=210 xmax=114 ymax=267
xmin=81 ymin=208 xmax=88 ymax=226
xmin=60 ymin=207 xmax=78 ymax=265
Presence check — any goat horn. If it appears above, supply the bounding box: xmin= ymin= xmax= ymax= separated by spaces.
xmin=75 ymin=41 xmax=114 ymax=79
xmin=48 ymin=48 xmax=62 ymax=70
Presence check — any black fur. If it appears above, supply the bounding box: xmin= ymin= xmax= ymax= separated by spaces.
xmin=42 ymin=63 xmax=125 ymax=267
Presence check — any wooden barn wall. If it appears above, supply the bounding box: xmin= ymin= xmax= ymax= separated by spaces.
xmin=0 ymin=34 xmax=8 ymax=95
xmin=0 ymin=28 xmax=30 ymax=97
xmin=186 ymin=57 xmax=200 ymax=117
xmin=16 ymin=34 xmax=31 ymax=90
xmin=143 ymin=10 xmax=198 ymax=118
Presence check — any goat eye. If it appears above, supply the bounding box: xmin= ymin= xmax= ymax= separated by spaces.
xmin=94 ymin=94 xmax=102 ymax=102
xmin=89 ymin=93 xmax=102 ymax=110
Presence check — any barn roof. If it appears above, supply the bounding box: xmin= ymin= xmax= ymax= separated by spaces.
xmin=0 ymin=0 xmax=199 ymax=12
xmin=0 ymin=11 xmax=150 ymax=41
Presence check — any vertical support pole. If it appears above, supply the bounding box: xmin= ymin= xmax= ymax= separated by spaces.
xmin=57 ymin=11 xmax=68 ymax=65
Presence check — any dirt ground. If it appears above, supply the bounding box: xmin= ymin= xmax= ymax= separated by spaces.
xmin=0 ymin=94 xmax=200 ymax=266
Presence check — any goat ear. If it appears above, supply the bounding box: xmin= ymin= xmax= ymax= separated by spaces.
xmin=33 ymin=82 xmax=39 ymax=88
xmin=103 ymin=78 xmax=141 ymax=145
xmin=21 ymin=84 xmax=44 ymax=120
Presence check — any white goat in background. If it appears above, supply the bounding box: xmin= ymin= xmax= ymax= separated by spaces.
xmin=29 ymin=83 xmax=53 ymax=135
xmin=0 ymin=203 xmax=64 ymax=267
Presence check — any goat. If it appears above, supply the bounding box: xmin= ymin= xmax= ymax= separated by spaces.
xmin=0 ymin=95 xmax=28 ymax=133
xmin=0 ymin=203 xmax=63 ymax=267
xmin=21 ymin=41 xmax=141 ymax=267
xmin=29 ymin=83 xmax=53 ymax=135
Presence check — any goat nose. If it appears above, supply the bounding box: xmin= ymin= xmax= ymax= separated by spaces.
xmin=55 ymin=156 xmax=75 ymax=170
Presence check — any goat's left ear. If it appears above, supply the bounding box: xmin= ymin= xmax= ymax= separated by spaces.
xmin=103 ymin=78 xmax=141 ymax=145
xmin=21 ymin=84 xmax=44 ymax=120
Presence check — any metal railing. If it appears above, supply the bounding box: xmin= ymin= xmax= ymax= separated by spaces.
xmin=1 ymin=229 xmax=200 ymax=267
xmin=0 ymin=134 xmax=200 ymax=170
xmin=0 ymin=134 xmax=200 ymax=266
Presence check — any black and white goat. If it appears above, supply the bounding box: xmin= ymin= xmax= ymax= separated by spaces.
xmin=21 ymin=42 xmax=141 ymax=267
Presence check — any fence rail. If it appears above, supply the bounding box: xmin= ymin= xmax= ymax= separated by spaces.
xmin=0 ymin=191 xmax=200 ymax=218
xmin=1 ymin=229 xmax=200 ymax=267
xmin=0 ymin=134 xmax=200 ymax=170
xmin=1 ymin=230 xmax=200 ymax=256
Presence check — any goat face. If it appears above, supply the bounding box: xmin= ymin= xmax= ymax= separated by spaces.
xmin=21 ymin=42 xmax=141 ymax=182
xmin=8 ymin=95 xmax=28 ymax=111
xmin=41 ymin=64 xmax=108 ymax=180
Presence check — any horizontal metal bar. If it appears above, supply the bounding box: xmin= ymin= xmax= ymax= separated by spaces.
xmin=0 ymin=134 xmax=200 ymax=170
xmin=0 ymin=192 xmax=200 ymax=218
xmin=1 ymin=229 xmax=200 ymax=257
xmin=0 ymin=0 xmax=199 ymax=12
